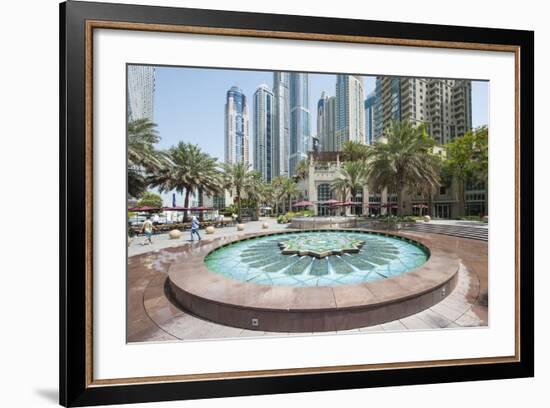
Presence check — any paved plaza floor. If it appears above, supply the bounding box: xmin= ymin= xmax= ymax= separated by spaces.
xmin=127 ymin=218 xmax=488 ymax=343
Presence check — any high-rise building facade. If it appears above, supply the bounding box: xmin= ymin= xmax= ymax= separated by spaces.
xmin=273 ymin=72 xmax=290 ymax=178
xmin=364 ymin=92 xmax=376 ymax=145
xmin=289 ymin=73 xmax=310 ymax=175
xmin=317 ymin=92 xmax=337 ymax=151
xmin=127 ymin=65 xmax=155 ymax=122
xmin=253 ymin=84 xmax=275 ymax=181
xmin=373 ymin=76 xmax=472 ymax=144
xmin=224 ymin=86 xmax=250 ymax=164
xmin=335 ymin=75 xmax=365 ymax=149
xmin=452 ymin=80 xmax=473 ymax=138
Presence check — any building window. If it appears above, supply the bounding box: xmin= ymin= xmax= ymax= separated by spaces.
xmin=317 ymin=183 xmax=332 ymax=202
xmin=439 ymin=186 xmax=447 ymax=195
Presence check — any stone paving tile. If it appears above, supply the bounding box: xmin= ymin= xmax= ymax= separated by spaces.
xmin=454 ymin=309 xmax=484 ymax=327
xmin=238 ymin=329 xmax=269 ymax=337
xmin=430 ymin=302 xmax=469 ymax=322
xmin=399 ymin=314 xmax=438 ymax=330
xmin=359 ymin=325 xmax=384 ymax=332
xmin=380 ymin=320 xmax=407 ymax=331
xmin=416 ymin=309 xmax=453 ymax=328
xmin=129 ymin=218 xmax=289 ymax=257
xmin=310 ymin=331 xmax=338 ymax=336
xmin=336 ymin=328 xmax=362 ymax=334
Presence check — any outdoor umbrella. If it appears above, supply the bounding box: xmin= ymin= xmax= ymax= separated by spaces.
xmin=292 ymin=200 xmax=314 ymax=208
xmin=190 ymin=206 xmax=213 ymax=211
xmin=319 ymin=199 xmax=340 ymax=206
xmin=127 ymin=205 xmax=161 ymax=212
xmin=317 ymin=199 xmax=340 ymax=216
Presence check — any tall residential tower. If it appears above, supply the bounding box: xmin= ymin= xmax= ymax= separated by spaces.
xmin=373 ymin=76 xmax=472 ymax=144
xmin=289 ymin=73 xmax=310 ymax=175
xmin=335 ymin=75 xmax=365 ymax=149
xmin=224 ymin=86 xmax=250 ymax=164
xmin=253 ymin=84 xmax=275 ymax=181
xmin=273 ymin=72 xmax=290 ymax=177
xmin=317 ymin=92 xmax=336 ymax=151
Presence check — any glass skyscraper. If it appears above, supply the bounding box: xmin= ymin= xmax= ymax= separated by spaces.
xmin=253 ymin=84 xmax=275 ymax=181
xmin=289 ymin=73 xmax=310 ymax=176
xmin=317 ymin=92 xmax=336 ymax=151
xmin=224 ymin=86 xmax=249 ymax=164
xmin=273 ymin=72 xmax=290 ymax=178
xmin=364 ymin=92 xmax=376 ymax=145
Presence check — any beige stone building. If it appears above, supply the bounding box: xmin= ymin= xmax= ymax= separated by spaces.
xmin=296 ymin=150 xmax=487 ymax=218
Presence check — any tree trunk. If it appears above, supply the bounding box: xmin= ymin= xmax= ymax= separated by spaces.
xmin=184 ymin=190 xmax=190 ymax=221
xmin=198 ymin=188 xmax=204 ymax=221
xmin=458 ymin=178 xmax=466 ymax=217
xmin=397 ymin=186 xmax=404 ymax=217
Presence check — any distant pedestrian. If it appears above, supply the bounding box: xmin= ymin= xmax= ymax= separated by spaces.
xmin=141 ymin=216 xmax=154 ymax=245
xmin=190 ymin=216 xmax=201 ymax=241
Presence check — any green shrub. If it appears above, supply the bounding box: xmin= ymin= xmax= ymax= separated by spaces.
xmin=277 ymin=215 xmax=289 ymax=224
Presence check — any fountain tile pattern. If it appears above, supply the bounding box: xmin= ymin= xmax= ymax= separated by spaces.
xmin=205 ymin=232 xmax=428 ymax=287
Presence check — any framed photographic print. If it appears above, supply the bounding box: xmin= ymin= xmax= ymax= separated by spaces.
xmin=60 ymin=0 xmax=534 ymax=406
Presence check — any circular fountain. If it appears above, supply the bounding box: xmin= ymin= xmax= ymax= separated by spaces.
xmin=290 ymin=216 xmax=359 ymax=229
xmin=167 ymin=230 xmax=459 ymax=332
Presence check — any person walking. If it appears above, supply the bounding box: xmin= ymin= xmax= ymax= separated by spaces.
xmin=141 ymin=216 xmax=154 ymax=245
xmin=190 ymin=215 xmax=201 ymax=242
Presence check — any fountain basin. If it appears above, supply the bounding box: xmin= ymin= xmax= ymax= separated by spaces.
xmin=167 ymin=230 xmax=459 ymax=332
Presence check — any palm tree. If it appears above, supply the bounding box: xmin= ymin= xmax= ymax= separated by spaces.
xmin=341 ymin=140 xmax=369 ymax=162
xmin=280 ymin=177 xmax=299 ymax=212
xmin=331 ymin=161 xmax=368 ymax=215
xmin=127 ymin=118 xmax=164 ymax=198
xmin=246 ymin=172 xmax=268 ymax=220
xmin=222 ymin=162 xmax=253 ymax=223
xmin=367 ymin=121 xmax=440 ymax=217
xmin=270 ymin=176 xmax=286 ymax=215
xmin=330 ymin=177 xmax=348 ymax=215
xmin=294 ymin=159 xmax=309 ymax=182
xmin=149 ymin=142 xmax=222 ymax=221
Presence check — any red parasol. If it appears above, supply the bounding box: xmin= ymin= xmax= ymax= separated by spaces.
xmin=292 ymin=200 xmax=314 ymax=208
xmin=127 ymin=205 xmax=161 ymax=212
xmin=189 ymin=206 xmax=214 ymax=212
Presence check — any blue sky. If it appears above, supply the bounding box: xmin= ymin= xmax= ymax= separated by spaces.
xmin=150 ymin=66 xmax=488 ymax=206
xmin=153 ymin=65 xmax=489 ymax=163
